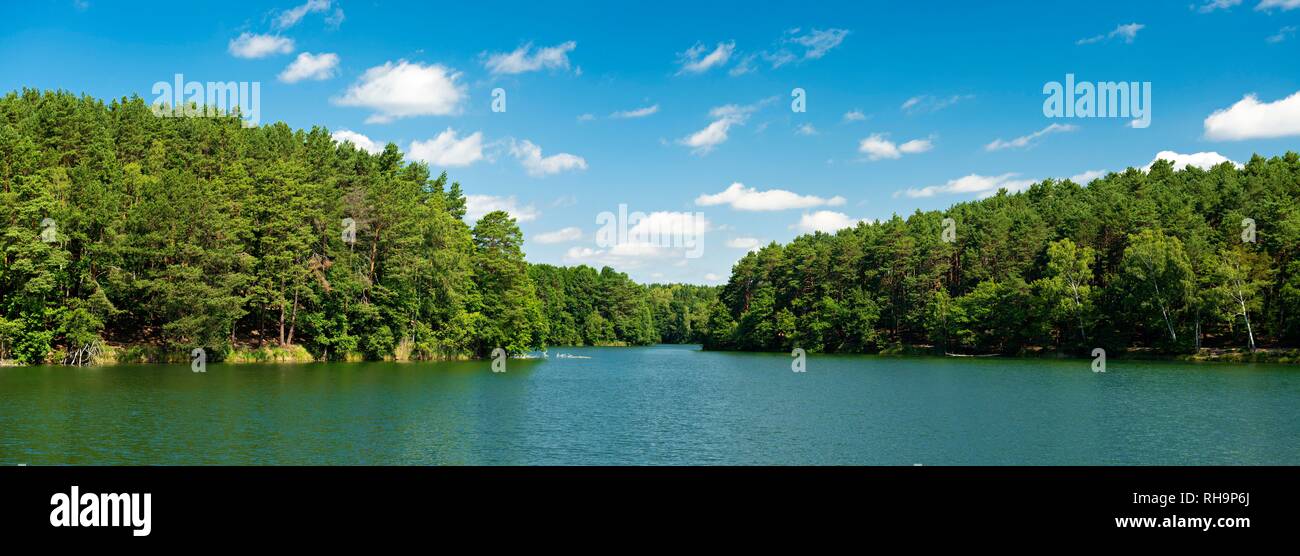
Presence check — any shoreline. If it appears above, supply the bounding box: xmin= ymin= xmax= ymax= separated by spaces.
xmin=4 ymin=343 xmax=1298 ymax=367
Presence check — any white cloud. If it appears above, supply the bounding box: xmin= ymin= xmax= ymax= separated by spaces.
xmin=725 ymin=237 xmax=761 ymax=250
xmin=985 ymin=123 xmax=1078 ymax=151
xmin=704 ymin=273 xmax=723 ymax=282
xmin=900 ymin=94 xmax=972 ymax=114
xmin=627 ymin=211 xmax=711 ymax=241
xmin=510 ymin=139 xmax=587 ymax=176
xmin=565 ymin=211 xmax=711 ymax=268
xmin=899 ymin=139 xmax=933 ymax=154
xmin=228 ymin=33 xmax=294 ymax=59
xmin=334 ymin=60 xmax=466 ymax=123
xmin=275 ymin=0 xmax=336 ymax=29
xmin=484 ymin=41 xmax=577 ymax=75
xmin=1196 ymin=0 xmax=1241 ymax=12
xmin=679 ymin=118 xmax=736 ymax=154
xmin=534 ymin=227 xmax=583 ymax=244
xmin=1146 ymin=151 xmax=1242 ymax=171
xmin=788 ymin=28 xmax=849 ymax=60
xmin=464 ymin=195 xmax=539 ymax=223
xmin=859 ymin=133 xmax=933 ymax=160
xmin=1068 ymin=170 xmax=1107 ymax=184
xmin=610 ymin=104 xmax=659 ymax=119
xmin=1257 ymin=0 xmax=1300 ymax=10
xmin=761 ymin=28 xmax=850 ymax=69
xmin=762 ymin=50 xmax=798 ymax=69
xmin=331 ymin=129 xmax=384 ymax=154
xmin=1076 ymin=23 xmax=1145 ymax=45
xmin=795 ymin=123 xmax=817 ymax=136
xmin=564 ymin=246 xmax=601 ymax=261
xmin=278 ymin=52 xmax=339 ymax=83
xmin=842 ymin=109 xmax=868 ymax=122
xmin=1267 ymin=26 xmax=1297 ymax=43
xmin=728 ymin=54 xmax=756 ymax=76
xmin=899 ymin=173 xmax=1036 ymax=198
xmin=796 ymin=211 xmax=868 ymax=233
xmin=408 ymin=128 xmax=484 ymax=168
xmin=1204 ymin=91 xmax=1300 ymax=140
xmin=696 ymin=182 xmax=845 ymax=211
xmin=677 ymin=99 xmax=772 ymax=155
xmin=577 ymin=113 xmax=596 ymax=122
xmin=677 ymin=41 xmax=735 ymax=74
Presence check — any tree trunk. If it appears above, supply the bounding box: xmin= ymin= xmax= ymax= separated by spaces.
xmin=1240 ymin=299 xmax=1256 ymax=352
xmin=287 ymin=288 xmax=300 ymax=345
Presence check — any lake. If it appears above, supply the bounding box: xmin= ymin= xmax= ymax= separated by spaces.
xmin=1 ymin=344 xmax=1296 ymax=465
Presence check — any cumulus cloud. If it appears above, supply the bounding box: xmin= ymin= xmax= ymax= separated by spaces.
xmin=484 ymin=41 xmax=577 ymax=75
xmin=1203 ymin=91 xmax=1300 ymax=140
xmin=695 ymin=182 xmax=845 ymax=211
xmin=228 ymin=33 xmax=294 ymax=58
xmin=464 ymin=195 xmax=539 ymax=224
xmin=1146 ymin=150 xmax=1242 ymax=171
xmin=334 ymin=60 xmax=466 ymax=123
xmin=1076 ymin=23 xmax=1145 ymax=45
xmin=408 ymin=128 xmax=484 ymax=168
xmin=278 ymin=52 xmax=339 ymax=83
xmin=842 ymin=109 xmax=868 ymax=122
xmin=534 ymin=227 xmax=583 ymax=244
xmin=985 ymin=123 xmax=1078 ymax=151
xmin=796 ymin=211 xmax=869 ymax=233
xmin=510 ymin=139 xmax=587 ymax=176
xmin=567 ymin=211 xmax=712 ymax=268
xmin=610 ymin=104 xmax=659 ymax=119
xmin=899 ymin=173 xmax=1037 ymax=199
xmin=858 ymin=133 xmax=933 ymax=160
xmin=626 ymin=211 xmax=711 ymax=242
xmin=331 ymin=129 xmax=384 ymax=154
xmin=677 ymin=41 xmax=735 ymax=74
xmin=795 ymin=123 xmax=817 ymax=136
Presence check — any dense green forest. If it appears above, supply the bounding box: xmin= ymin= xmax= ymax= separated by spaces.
xmin=0 ymin=90 xmax=711 ymax=365
xmin=4 ymin=90 xmax=1298 ymax=365
xmin=706 ymin=152 xmax=1300 ymax=356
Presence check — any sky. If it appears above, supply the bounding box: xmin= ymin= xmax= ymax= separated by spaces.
xmin=2 ymin=0 xmax=1298 ymax=284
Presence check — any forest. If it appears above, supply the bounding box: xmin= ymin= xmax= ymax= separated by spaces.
xmin=0 ymin=90 xmax=713 ymax=365
xmin=706 ymin=150 xmax=1300 ymax=357
xmin=3 ymin=89 xmax=1299 ymax=366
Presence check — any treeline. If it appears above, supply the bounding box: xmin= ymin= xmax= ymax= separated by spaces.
xmin=0 ymin=90 xmax=710 ymax=364
xmin=530 ymin=265 xmax=716 ymax=347
xmin=706 ymin=153 xmax=1300 ymax=355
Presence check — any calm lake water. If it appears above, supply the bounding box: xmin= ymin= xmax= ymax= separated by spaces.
xmin=1 ymin=344 xmax=1297 ymax=465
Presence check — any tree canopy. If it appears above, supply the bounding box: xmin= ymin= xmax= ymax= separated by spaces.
xmin=0 ymin=90 xmax=712 ymax=364
xmin=707 ymin=153 xmax=1300 ymax=356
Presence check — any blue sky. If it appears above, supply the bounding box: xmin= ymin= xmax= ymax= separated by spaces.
xmin=2 ymin=0 xmax=1298 ymax=284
